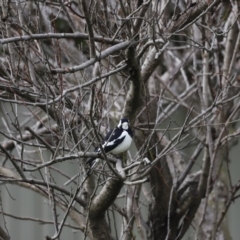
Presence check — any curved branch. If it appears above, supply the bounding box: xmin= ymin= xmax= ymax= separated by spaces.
xmin=168 ymin=1 xmax=219 ymax=34
xmin=0 ymin=64 xmax=127 ymax=107
xmin=141 ymin=0 xmax=220 ymax=84
xmin=0 ymin=32 xmax=122 ymax=45
xmin=51 ymin=41 xmax=133 ymax=74
xmin=123 ymin=46 xmax=142 ymax=121
xmin=0 ymin=167 xmax=87 ymax=234
xmin=0 ymin=169 xmax=87 ymax=207
xmin=89 ymin=178 xmax=123 ymax=217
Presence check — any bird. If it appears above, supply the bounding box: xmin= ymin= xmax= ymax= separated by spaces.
xmin=86 ymin=118 xmax=133 ymax=166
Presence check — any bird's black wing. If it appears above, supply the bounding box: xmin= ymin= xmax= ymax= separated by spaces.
xmin=103 ymin=128 xmax=125 ymax=153
xmin=86 ymin=128 xmax=124 ymax=166
xmin=103 ymin=128 xmax=115 ymax=142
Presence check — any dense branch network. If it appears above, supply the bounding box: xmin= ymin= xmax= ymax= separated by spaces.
xmin=0 ymin=0 xmax=240 ymax=240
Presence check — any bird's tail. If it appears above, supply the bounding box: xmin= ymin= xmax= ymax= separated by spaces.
xmin=86 ymin=147 xmax=100 ymax=166
xmin=85 ymin=157 xmax=96 ymax=166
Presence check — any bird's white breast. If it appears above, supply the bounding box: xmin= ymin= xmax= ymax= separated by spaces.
xmin=109 ymin=131 xmax=132 ymax=154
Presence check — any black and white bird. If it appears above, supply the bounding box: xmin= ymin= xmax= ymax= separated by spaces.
xmin=86 ymin=118 xmax=133 ymax=166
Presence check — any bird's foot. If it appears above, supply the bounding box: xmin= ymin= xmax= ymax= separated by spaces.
xmin=142 ymin=157 xmax=151 ymax=166
xmin=86 ymin=159 xmax=100 ymax=176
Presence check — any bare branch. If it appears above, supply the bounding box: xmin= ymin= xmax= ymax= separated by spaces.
xmin=0 ymin=33 xmax=122 ymax=45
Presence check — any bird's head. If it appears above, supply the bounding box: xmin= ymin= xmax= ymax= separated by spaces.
xmin=118 ymin=118 xmax=130 ymax=130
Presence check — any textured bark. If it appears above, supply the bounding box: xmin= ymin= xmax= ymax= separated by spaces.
xmin=87 ymin=178 xmax=123 ymax=240
xmin=0 ymin=0 xmax=237 ymax=239
xmin=148 ymin=158 xmax=178 ymax=240
xmin=123 ymin=46 xmax=143 ymax=122
xmin=89 ymin=215 xmax=115 ymax=240
xmin=90 ymin=178 xmax=123 ymax=217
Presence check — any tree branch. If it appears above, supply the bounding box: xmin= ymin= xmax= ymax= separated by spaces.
xmin=51 ymin=41 xmax=133 ymax=74
xmin=90 ymin=178 xmax=123 ymax=217
xmin=0 ymin=32 xmax=122 ymax=45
